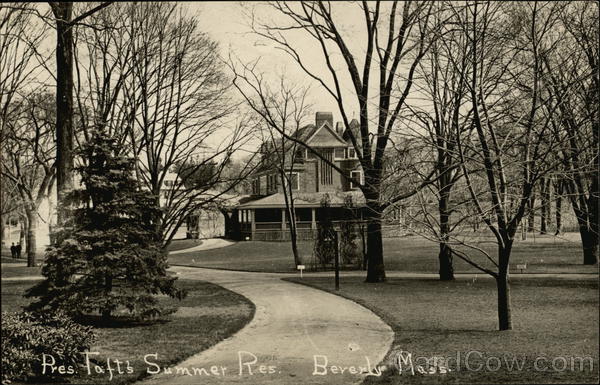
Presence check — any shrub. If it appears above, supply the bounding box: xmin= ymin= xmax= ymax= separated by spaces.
xmin=1 ymin=311 xmax=95 ymax=383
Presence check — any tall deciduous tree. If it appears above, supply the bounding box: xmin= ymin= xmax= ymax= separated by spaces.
xmin=1 ymin=93 xmax=56 ymax=266
xmin=0 ymin=3 xmax=47 ymax=247
xmin=247 ymin=1 xmax=440 ymax=282
xmin=543 ymin=1 xmax=598 ymax=265
xmin=48 ymin=2 xmax=112 ymax=225
xmin=453 ymin=1 xmax=565 ymax=330
xmin=120 ymin=3 xmax=253 ymax=246
xmin=233 ymin=68 xmax=311 ymax=266
xmin=409 ymin=2 xmax=472 ymax=280
xmin=68 ymin=3 xmax=255 ymax=247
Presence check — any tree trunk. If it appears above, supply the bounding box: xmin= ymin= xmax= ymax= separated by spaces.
xmin=19 ymin=217 xmax=26 ymax=254
xmin=0 ymin=215 xmax=4 ymax=247
xmin=496 ymin=242 xmax=513 ymax=331
xmin=580 ymin=227 xmax=599 ymax=265
xmin=496 ymin=269 xmax=512 ymax=331
xmin=540 ymin=178 xmax=549 ymax=234
xmin=365 ymin=200 xmax=385 ymax=282
xmin=361 ymin=223 xmax=367 ymax=270
xmin=438 ymin=243 xmax=454 ymax=281
xmin=53 ymin=3 xmax=75 ymax=225
xmin=26 ymin=210 xmax=37 ymax=267
xmin=527 ymin=194 xmax=535 ymax=232
xmin=554 ymin=180 xmax=562 ymax=235
xmin=290 ymin=227 xmax=300 ymax=266
xmin=438 ymin=191 xmax=454 ymax=280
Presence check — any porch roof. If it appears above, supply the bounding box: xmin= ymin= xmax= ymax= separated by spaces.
xmin=237 ymin=191 xmax=365 ymax=209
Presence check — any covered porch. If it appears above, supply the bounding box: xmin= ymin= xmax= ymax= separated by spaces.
xmin=234 ymin=192 xmax=365 ymax=241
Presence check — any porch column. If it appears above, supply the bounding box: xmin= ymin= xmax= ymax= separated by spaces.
xmin=311 ymin=208 xmax=317 ymax=230
xmin=281 ymin=209 xmax=286 ymax=230
xmin=250 ymin=209 xmax=256 ymax=235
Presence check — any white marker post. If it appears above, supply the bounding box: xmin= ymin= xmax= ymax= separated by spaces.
xmin=516 ymin=264 xmax=527 ymax=274
xmin=297 ymin=265 xmax=305 ymax=278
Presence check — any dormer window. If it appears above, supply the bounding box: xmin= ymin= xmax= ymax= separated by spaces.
xmin=347 ymin=147 xmax=357 ymax=159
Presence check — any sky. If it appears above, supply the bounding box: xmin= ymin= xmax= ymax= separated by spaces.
xmin=19 ymin=2 xmax=427 ymax=159
xmin=187 ymin=1 xmax=366 ymax=123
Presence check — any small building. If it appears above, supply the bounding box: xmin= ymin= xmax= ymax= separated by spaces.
xmin=234 ymin=112 xmax=367 ymax=241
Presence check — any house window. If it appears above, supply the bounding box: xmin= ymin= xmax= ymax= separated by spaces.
xmin=267 ymin=174 xmax=277 ymax=193
xmin=289 ymin=172 xmax=299 ymax=191
xmin=350 ymin=170 xmax=362 ymax=189
xmin=259 ymin=175 xmax=267 ymax=194
xmin=252 ymin=178 xmax=261 ymax=195
xmin=334 ymin=147 xmax=345 ymax=160
xmin=320 ymin=148 xmax=334 ymax=185
xmin=347 ymin=147 xmax=357 ymax=159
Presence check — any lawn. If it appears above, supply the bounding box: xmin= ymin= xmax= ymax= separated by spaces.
xmin=285 ymin=276 xmax=599 ymax=384
xmin=166 ymin=238 xmax=203 ymax=252
xmin=2 ymin=279 xmax=255 ymax=385
xmin=0 ymin=239 xmax=202 ymax=279
xmin=168 ymin=233 xmax=598 ymax=274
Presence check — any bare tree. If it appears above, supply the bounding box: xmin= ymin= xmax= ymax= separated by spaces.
xmin=543 ymin=1 xmax=598 ymax=264
xmin=246 ymin=1 xmax=441 ymax=282
xmin=117 ymin=3 xmax=254 ymax=246
xmin=0 ymin=3 xmax=48 ymax=247
xmin=451 ymin=1 xmax=565 ymax=330
xmin=47 ymin=2 xmax=112 ymax=225
xmin=1 ymin=92 xmax=56 ymax=266
xmin=233 ymin=65 xmax=311 ymax=266
xmin=408 ymin=2 xmax=473 ymax=280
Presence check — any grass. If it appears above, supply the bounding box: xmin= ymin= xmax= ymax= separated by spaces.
xmin=168 ymin=233 xmax=598 ymax=274
xmin=2 ymin=279 xmax=255 ymax=385
xmin=1 ymin=266 xmax=42 ymax=278
xmin=285 ymin=275 xmax=599 ymax=384
xmin=166 ymin=238 xmax=203 ymax=252
xmin=0 ymin=239 xmax=203 ymax=279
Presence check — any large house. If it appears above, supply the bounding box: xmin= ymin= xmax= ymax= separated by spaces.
xmin=234 ymin=112 xmax=366 ymax=241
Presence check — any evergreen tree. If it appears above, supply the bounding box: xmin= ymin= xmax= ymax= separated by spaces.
xmin=314 ymin=194 xmax=336 ymax=268
xmin=340 ymin=195 xmax=361 ymax=268
xmin=27 ymin=129 xmax=185 ymax=320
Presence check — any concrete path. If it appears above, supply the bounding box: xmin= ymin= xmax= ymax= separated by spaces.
xmin=139 ymin=266 xmax=394 ymax=385
xmin=169 ymin=238 xmax=234 ymax=255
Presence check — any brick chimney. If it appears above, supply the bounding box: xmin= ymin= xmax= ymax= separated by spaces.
xmin=315 ymin=112 xmax=333 ymax=129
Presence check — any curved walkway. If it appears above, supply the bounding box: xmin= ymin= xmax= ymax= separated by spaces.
xmin=169 ymin=238 xmax=234 ymax=254
xmin=139 ymin=266 xmax=394 ymax=385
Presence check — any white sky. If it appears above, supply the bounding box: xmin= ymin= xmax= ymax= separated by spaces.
xmin=23 ymin=2 xmax=428 ymax=159
xmin=188 ymin=1 xmax=366 ymax=122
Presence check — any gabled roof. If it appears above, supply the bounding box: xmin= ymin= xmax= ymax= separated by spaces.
xmin=342 ymin=119 xmax=360 ymax=143
xmin=305 ymin=120 xmax=348 ymax=148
